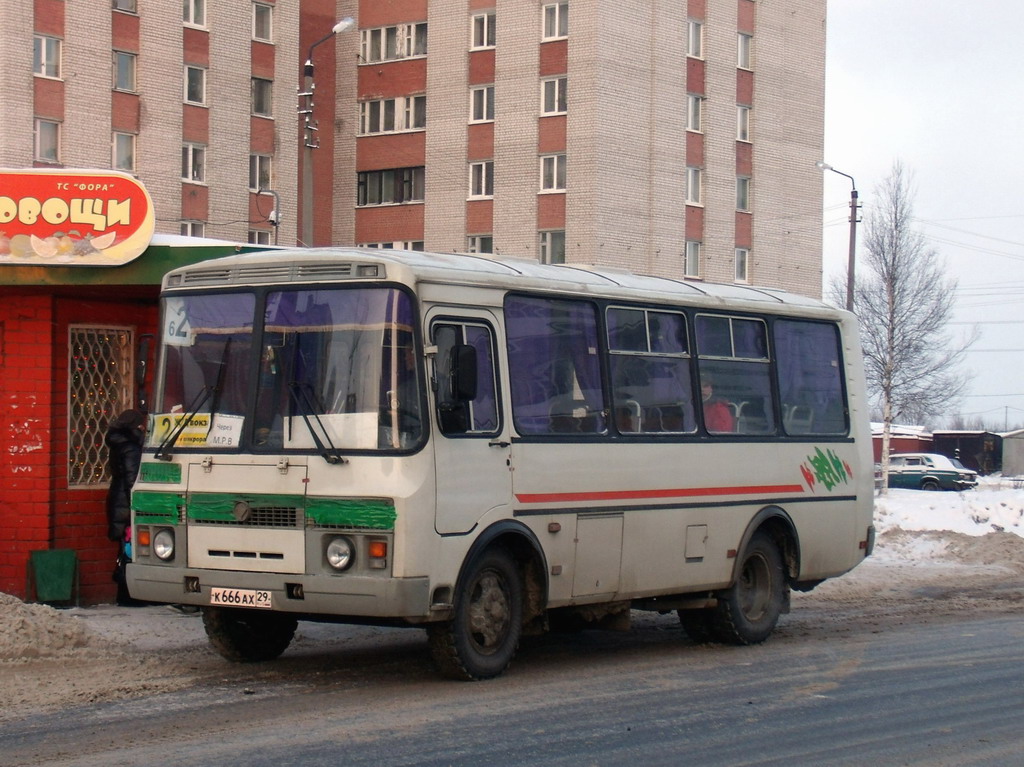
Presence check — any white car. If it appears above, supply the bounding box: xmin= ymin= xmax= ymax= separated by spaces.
xmin=886 ymin=452 xmax=978 ymax=491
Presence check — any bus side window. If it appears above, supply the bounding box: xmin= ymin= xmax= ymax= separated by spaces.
xmin=607 ymin=307 xmax=694 ymax=435
xmin=433 ymin=322 xmax=499 ymax=436
xmin=505 ymin=295 xmax=606 ymax=436
xmin=774 ymin=319 xmax=848 ymax=436
xmin=696 ymin=314 xmax=775 ymax=436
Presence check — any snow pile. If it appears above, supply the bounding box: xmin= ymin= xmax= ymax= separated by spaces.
xmin=874 ymin=480 xmax=1024 ymax=539
xmin=0 ymin=592 xmax=95 ymax=661
xmin=872 ymin=478 xmax=1024 ymax=568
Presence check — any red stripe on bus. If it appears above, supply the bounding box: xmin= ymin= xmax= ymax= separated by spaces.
xmin=515 ymin=484 xmax=805 ymax=504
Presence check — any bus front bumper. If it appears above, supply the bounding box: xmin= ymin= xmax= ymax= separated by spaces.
xmin=126 ymin=563 xmax=433 ymax=620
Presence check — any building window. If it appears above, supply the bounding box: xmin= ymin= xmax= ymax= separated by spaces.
xmin=249 ymin=154 xmax=272 ymax=190
xmin=253 ymin=3 xmax=273 ymax=42
xmin=359 ymin=95 xmax=426 ymax=134
xmin=540 ymin=154 xmax=566 ymax=192
xmin=360 ymin=241 xmax=425 ymax=250
xmin=181 ymin=220 xmax=206 ymax=237
xmin=184 ymin=66 xmax=206 ymax=105
xmin=471 ymin=12 xmax=495 ymax=49
xmin=687 ymin=20 xmax=703 ymax=58
xmin=686 ymin=167 xmax=702 ymax=205
xmin=249 ymin=229 xmax=272 ymax=245
xmin=33 ymin=35 xmax=61 ymax=79
xmin=67 ymin=325 xmax=134 ymax=487
xmin=738 ymin=33 xmax=753 ymax=69
xmin=539 ymin=230 xmax=565 ymax=264
xmin=470 ymin=86 xmax=495 ymax=123
xmin=357 ymin=167 xmax=426 ymax=206
xmin=360 ymin=22 xmax=428 ymax=63
xmin=541 ymin=77 xmax=567 ymax=115
xmin=735 ymin=248 xmax=750 ymax=283
xmin=685 ymin=241 xmax=701 ymax=278
xmin=737 ymin=105 xmax=751 ymax=142
xmin=542 ymin=2 xmax=569 ymax=40
xmin=469 ymin=161 xmax=494 ymax=198
xmin=467 ymin=235 xmax=493 ymax=254
xmin=113 ymin=132 xmax=135 ymax=172
xmin=113 ymin=0 xmax=137 ymax=12
xmin=687 ymin=94 xmax=703 ymax=132
xmin=34 ymin=119 xmax=61 ymax=163
xmin=184 ymin=0 xmax=205 ymax=27
xmin=113 ymin=51 xmax=136 ymax=92
xmin=252 ymin=78 xmax=273 ymax=117
xmin=737 ymin=176 xmax=750 ymax=212
xmin=181 ymin=143 xmax=205 ymax=182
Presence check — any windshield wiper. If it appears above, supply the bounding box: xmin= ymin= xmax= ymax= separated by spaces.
xmin=153 ymin=385 xmax=211 ymax=461
xmin=287 ymin=382 xmax=347 ymax=464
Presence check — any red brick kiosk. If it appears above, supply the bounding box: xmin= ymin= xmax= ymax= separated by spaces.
xmin=0 ymin=169 xmax=270 ymax=603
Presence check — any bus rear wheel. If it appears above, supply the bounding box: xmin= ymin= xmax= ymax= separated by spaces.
xmin=203 ymin=606 xmax=297 ymax=662
xmin=710 ymin=531 xmax=786 ymax=645
xmin=427 ymin=547 xmax=523 ymax=681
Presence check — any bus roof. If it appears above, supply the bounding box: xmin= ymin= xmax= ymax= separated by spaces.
xmin=163 ymin=246 xmax=836 ymax=315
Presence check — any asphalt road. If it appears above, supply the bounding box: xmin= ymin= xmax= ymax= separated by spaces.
xmin=3 ymin=611 xmax=1023 ymax=767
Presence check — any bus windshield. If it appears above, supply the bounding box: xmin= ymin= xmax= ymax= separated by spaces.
xmin=151 ymin=287 xmax=423 ymax=453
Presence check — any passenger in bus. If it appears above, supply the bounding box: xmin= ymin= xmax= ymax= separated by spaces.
xmin=701 ymin=377 xmax=735 ymax=433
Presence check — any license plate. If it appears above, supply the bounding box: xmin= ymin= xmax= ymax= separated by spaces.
xmin=209 ymin=587 xmax=272 ymax=609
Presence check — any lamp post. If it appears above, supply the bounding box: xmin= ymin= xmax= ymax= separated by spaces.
xmin=300 ymin=17 xmax=356 ymax=247
xmin=816 ymin=160 xmax=859 ymax=312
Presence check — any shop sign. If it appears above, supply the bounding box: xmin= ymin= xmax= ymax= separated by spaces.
xmin=0 ymin=168 xmax=155 ymax=266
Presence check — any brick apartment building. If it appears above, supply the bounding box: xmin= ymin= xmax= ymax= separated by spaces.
xmin=1 ymin=0 xmax=303 ymax=245
xmin=329 ymin=0 xmax=826 ymax=297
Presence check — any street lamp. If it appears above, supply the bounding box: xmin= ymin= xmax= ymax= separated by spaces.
xmin=816 ymin=160 xmax=859 ymax=312
xmin=300 ymin=17 xmax=356 ymax=247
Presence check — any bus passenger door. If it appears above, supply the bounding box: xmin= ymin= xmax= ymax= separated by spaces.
xmin=429 ymin=313 xmax=512 ymax=535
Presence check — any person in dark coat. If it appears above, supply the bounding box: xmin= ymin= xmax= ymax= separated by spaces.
xmin=106 ymin=409 xmax=145 ymax=604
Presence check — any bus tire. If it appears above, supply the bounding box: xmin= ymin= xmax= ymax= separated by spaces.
xmin=710 ymin=531 xmax=786 ymax=645
xmin=677 ymin=608 xmax=716 ymax=643
xmin=202 ymin=606 xmax=297 ymax=663
xmin=427 ymin=547 xmax=523 ymax=681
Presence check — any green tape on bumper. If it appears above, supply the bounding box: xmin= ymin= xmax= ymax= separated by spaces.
xmin=132 ymin=491 xmax=183 ymax=524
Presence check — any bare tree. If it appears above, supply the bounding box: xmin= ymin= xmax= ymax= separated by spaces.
xmin=831 ymin=161 xmax=976 ymax=493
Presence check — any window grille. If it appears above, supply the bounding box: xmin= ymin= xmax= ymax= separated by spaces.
xmin=68 ymin=326 xmax=134 ymax=487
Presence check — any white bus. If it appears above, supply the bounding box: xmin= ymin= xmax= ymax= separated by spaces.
xmin=128 ymin=248 xmax=875 ymax=680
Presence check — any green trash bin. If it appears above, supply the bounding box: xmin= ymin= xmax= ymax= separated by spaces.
xmin=28 ymin=549 xmax=79 ymax=605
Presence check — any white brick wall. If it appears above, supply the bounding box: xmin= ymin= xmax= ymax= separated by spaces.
xmin=0 ymin=5 xmax=35 ymax=165
xmin=63 ymin=4 xmax=113 ymax=170
xmin=424 ymin=0 xmax=471 ymax=253
xmin=137 ymin=2 xmax=184 ymax=233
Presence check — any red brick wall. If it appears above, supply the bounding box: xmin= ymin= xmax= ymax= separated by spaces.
xmin=0 ymin=293 xmax=158 ymax=603
xmin=0 ymin=295 xmax=57 ymax=598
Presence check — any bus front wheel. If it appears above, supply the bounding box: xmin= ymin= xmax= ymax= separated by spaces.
xmin=427 ymin=547 xmax=523 ymax=681
xmin=710 ymin=531 xmax=786 ymax=645
xmin=203 ymin=606 xmax=297 ymax=662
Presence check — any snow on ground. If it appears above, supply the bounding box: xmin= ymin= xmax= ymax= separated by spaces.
xmin=874 ymin=476 xmax=1024 ymax=540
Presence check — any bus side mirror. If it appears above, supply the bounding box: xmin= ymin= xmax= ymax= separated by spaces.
xmin=451 ymin=344 xmax=478 ymax=402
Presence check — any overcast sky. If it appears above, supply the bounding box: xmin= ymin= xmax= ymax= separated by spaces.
xmin=821 ymin=0 xmax=1024 ymax=431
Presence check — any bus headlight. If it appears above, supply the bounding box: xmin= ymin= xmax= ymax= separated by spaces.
xmin=153 ymin=529 xmax=175 ymax=561
xmin=326 ymin=537 xmax=354 ymax=571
